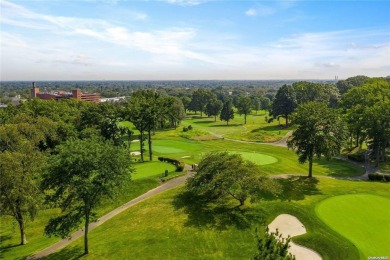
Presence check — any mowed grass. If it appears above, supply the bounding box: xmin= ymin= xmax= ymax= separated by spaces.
xmin=316 ymin=194 xmax=390 ymax=259
xmin=236 ymin=151 xmax=278 ymax=165
xmin=152 ymin=138 xmax=365 ymax=177
xmin=43 ymin=178 xmax=390 ymax=260
xmin=182 ymin=111 xmax=290 ymax=142
xmin=0 ymin=168 xmax=160 ymax=259
xmin=132 ymin=161 xmax=176 ymax=180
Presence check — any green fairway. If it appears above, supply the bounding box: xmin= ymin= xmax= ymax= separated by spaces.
xmin=42 ymin=178 xmax=390 ymax=260
xmin=132 ymin=161 xmax=176 ymax=180
xmin=316 ymin=194 xmax=390 ymax=259
xmin=235 ymin=151 xmax=278 ymax=165
xmin=153 ymin=139 xmax=202 ymax=155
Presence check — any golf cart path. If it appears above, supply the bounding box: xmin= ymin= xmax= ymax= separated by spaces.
xmin=27 ymin=169 xmax=193 ymax=259
xmin=268 ymin=214 xmax=322 ymax=260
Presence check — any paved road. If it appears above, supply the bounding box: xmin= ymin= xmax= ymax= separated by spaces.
xmin=27 ymin=169 xmax=192 ymax=259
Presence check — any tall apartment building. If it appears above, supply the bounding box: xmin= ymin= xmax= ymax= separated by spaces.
xmin=31 ymin=82 xmax=101 ymax=103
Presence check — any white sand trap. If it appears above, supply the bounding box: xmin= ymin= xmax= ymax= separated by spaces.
xmin=181 ymin=156 xmax=191 ymax=158
xmin=268 ymin=214 xmax=322 ymax=260
xmin=131 ymin=140 xmax=140 ymax=142
xmin=130 ymin=151 xmax=141 ymax=156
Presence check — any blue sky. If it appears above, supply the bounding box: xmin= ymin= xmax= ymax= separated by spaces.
xmin=1 ymin=0 xmax=389 ymax=80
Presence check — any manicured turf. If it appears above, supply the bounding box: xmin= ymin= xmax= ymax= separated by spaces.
xmin=316 ymin=194 xmax=390 ymax=259
xmin=182 ymin=111 xmax=290 ymax=142
xmin=236 ymin=151 xmax=278 ymax=165
xmin=42 ymin=178 xmax=390 ymax=260
xmin=132 ymin=161 xmax=176 ymax=180
xmin=0 ymin=175 xmax=160 ymax=259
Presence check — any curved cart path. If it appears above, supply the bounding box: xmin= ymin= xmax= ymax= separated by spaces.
xmin=27 ymin=169 xmax=192 ymax=259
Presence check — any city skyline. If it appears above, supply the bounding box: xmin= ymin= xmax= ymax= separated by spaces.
xmin=1 ymin=0 xmax=389 ymax=80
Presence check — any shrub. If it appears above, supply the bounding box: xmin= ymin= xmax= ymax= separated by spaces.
xmin=368 ymin=173 xmax=390 ymax=182
xmin=164 ymin=169 xmax=169 ymax=177
xmin=183 ymin=127 xmax=188 ymax=132
xmin=188 ymin=125 xmax=193 ymax=130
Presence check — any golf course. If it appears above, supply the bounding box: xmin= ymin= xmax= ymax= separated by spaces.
xmin=1 ymin=112 xmax=389 ymax=260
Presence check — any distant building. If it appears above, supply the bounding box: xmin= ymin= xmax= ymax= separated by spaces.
xmin=31 ymin=82 xmax=100 ymax=103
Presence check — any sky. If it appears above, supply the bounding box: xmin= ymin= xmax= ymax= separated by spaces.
xmin=0 ymin=0 xmax=389 ymax=80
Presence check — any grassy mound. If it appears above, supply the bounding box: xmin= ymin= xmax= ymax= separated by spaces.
xmin=316 ymin=194 xmax=390 ymax=259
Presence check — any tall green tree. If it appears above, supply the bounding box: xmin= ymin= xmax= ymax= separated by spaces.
xmin=0 ymin=123 xmax=49 ymax=245
xmin=42 ymin=137 xmax=132 ymax=255
xmin=288 ymin=102 xmax=346 ymax=177
xmin=220 ymin=100 xmax=234 ymax=125
xmin=252 ymin=96 xmax=261 ymax=114
xmin=236 ymin=95 xmax=252 ymax=124
xmin=189 ymin=89 xmax=214 ymax=117
xmin=186 ymin=152 xmax=279 ymax=206
xmin=271 ymin=85 xmax=297 ymax=127
xmin=205 ymin=97 xmax=223 ymax=122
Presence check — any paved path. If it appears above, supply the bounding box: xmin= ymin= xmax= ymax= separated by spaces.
xmin=27 ymin=169 xmax=192 ymax=259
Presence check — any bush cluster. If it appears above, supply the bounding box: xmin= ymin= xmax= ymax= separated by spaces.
xmin=158 ymin=157 xmax=185 ymax=172
xmin=182 ymin=125 xmax=193 ymax=132
xmin=368 ymin=173 xmax=390 ymax=182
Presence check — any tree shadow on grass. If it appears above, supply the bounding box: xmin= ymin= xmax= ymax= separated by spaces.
xmin=0 ymin=236 xmax=20 ymax=257
xmin=172 ymin=191 xmax=266 ymax=230
xmin=41 ymin=246 xmax=85 ymax=260
xmin=274 ymin=176 xmax=321 ymax=202
xmin=314 ymin=158 xmax=364 ymax=178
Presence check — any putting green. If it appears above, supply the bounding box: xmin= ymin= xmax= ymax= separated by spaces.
xmin=316 ymin=194 xmax=390 ymax=259
xmin=236 ymin=151 xmax=278 ymax=165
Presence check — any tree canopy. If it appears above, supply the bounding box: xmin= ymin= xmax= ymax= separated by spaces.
xmin=220 ymin=100 xmax=235 ymax=125
xmin=186 ymin=152 xmax=279 ymax=206
xmin=288 ymin=102 xmax=346 ymax=177
xmin=42 ymin=137 xmax=132 ymax=255
xmin=271 ymin=85 xmax=297 ymax=127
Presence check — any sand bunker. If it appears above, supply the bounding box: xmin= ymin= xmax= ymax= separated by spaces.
xmin=181 ymin=156 xmax=191 ymax=158
xmin=268 ymin=214 xmax=322 ymax=260
xmin=130 ymin=151 xmax=141 ymax=156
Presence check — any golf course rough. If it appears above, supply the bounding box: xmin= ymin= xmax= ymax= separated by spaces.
xmin=315 ymin=194 xmax=390 ymax=260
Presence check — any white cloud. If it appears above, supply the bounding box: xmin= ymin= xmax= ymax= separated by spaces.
xmin=245 ymin=5 xmax=276 ymax=17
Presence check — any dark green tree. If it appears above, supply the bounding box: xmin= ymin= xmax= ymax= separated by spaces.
xmin=288 ymin=102 xmax=346 ymax=177
xmin=186 ymin=152 xmax=279 ymax=206
xmin=271 ymin=85 xmax=297 ymax=127
xmin=180 ymin=96 xmax=191 ymax=113
xmin=189 ymin=89 xmax=214 ymax=117
xmin=254 ymin=227 xmax=295 ymax=260
xmin=42 ymin=137 xmax=132 ymax=255
xmin=236 ymin=95 xmax=252 ymax=124
xmin=205 ymin=97 xmax=223 ymax=122
xmin=220 ymin=100 xmax=234 ymax=125
xmin=0 ymin=122 xmax=50 ymax=245
xmin=252 ymin=97 xmax=261 ymax=114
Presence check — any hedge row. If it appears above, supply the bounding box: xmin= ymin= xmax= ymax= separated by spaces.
xmin=158 ymin=157 xmax=185 ymax=172
xmin=368 ymin=173 xmax=390 ymax=182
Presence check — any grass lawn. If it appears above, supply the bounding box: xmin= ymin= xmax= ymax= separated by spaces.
xmin=0 ymin=172 xmax=160 ymax=259
xmin=152 ymin=138 xmax=365 ymax=178
xmin=235 ymin=151 xmax=278 ymax=165
xmin=132 ymin=161 xmax=176 ymax=180
xmin=182 ymin=111 xmax=290 ymax=142
xmin=117 ymin=121 xmax=140 ymax=136
xmin=42 ymin=178 xmax=390 ymax=260
xmin=315 ymin=194 xmax=390 ymax=259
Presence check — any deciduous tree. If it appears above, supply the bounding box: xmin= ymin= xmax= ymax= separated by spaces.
xmin=42 ymin=137 xmax=132 ymax=255
xmin=220 ymin=100 xmax=234 ymax=125
xmin=186 ymin=152 xmax=279 ymax=206
xmin=236 ymin=95 xmax=252 ymax=124
xmin=271 ymin=85 xmax=297 ymax=127
xmin=288 ymin=102 xmax=346 ymax=177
